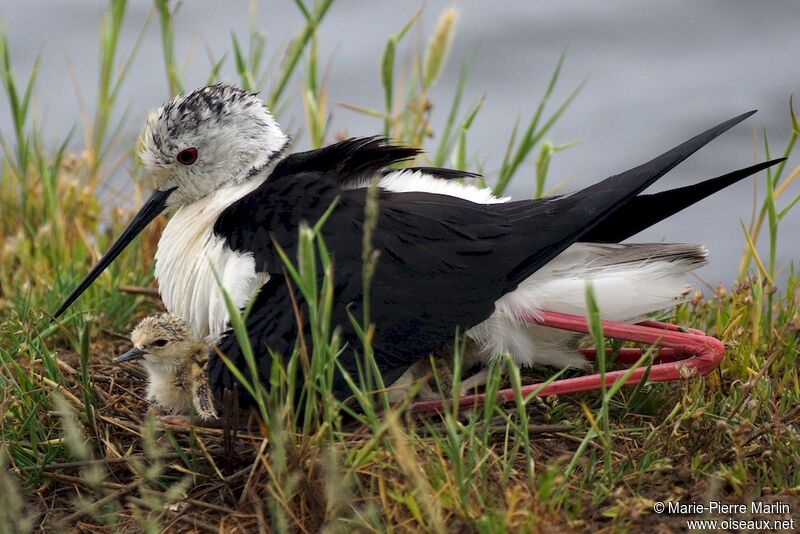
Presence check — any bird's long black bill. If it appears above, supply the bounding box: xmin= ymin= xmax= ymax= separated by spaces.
xmin=53 ymin=187 xmax=175 ymax=318
xmin=115 ymin=347 xmax=146 ymax=363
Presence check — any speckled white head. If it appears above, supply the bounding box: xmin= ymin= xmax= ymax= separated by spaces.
xmin=138 ymin=83 xmax=289 ymax=207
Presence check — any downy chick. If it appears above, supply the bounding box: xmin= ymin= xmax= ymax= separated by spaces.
xmin=116 ymin=313 xmax=218 ymax=421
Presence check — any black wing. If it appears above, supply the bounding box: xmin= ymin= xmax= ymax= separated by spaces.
xmin=213 ymin=177 xmax=514 ymax=400
xmin=277 ymin=136 xmax=482 ymax=189
xmin=210 ymin=112 xmax=758 ymax=402
xmin=583 ymin=158 xmax=784 ymax=243
xmin=207 ymin=275 xmax=304 ymax=398
xmin=276 ymin=137 xmax=419 ymax=189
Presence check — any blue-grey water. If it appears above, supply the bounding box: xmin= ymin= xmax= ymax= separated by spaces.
xmin=1 ymin=1 xmax=798 ymax=285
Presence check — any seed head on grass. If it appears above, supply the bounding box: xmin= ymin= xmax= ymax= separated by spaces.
xmin=0 ymin=448 xmax=33 ymax=534
xmin=423 ymin=8 xmax=457 ymax=89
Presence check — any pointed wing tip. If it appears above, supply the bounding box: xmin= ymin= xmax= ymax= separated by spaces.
xmin=724 ymin=110 xmax=757 ymax=128
xmin=751 ymin=157 xmax=788 ymax=173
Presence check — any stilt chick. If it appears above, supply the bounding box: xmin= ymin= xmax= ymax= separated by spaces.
xmin=116 ymin=313 xmax=218 ymax=421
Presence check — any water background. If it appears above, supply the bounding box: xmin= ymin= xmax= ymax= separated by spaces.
xmin=2 ymin=0 xmax=799 ymax=285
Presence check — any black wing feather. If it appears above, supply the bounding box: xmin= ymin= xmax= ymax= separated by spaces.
xmin=583 ymin=158 xmax=785 ymax=242
xmin=273 ymin=137 xmax=419 ymax=189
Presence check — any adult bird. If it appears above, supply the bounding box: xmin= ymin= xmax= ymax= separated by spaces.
xmin=54 ymin=83 xmax=782 ymax=405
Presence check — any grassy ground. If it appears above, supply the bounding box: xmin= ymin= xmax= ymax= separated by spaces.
xmin=2 ymin=2 xmax=799 ymax=532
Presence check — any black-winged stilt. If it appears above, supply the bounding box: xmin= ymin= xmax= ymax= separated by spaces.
xmin=55 ymin=83 xmax=783 ymax=405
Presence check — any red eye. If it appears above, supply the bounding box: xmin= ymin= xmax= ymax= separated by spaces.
xmin=176 ymin=147 xmax=198 ymax=165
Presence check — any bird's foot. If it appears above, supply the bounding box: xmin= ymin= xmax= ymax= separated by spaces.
xmin=157 ymin=414 xmax=192 ymax=426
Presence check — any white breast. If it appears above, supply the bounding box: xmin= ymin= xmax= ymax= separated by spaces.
xmin=155 ymin=179 xmax=269 ymax=339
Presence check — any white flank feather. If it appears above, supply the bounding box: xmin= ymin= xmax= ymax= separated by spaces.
xmin=376 ymin=170 xmax=511 ymax=203
xmin=468 ymin=243 xmax=706 ymax=368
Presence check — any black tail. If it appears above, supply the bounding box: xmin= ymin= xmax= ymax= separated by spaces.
xmin=502 ymin=111 xmax=760 ymax=291
xmin=581 ymin=158 xmax=785 ymax=243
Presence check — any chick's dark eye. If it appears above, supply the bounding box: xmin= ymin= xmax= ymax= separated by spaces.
xmin=152 ymin=339 xmax=168 ymax=348
xmin=176 ymin=147 xmax=198 ymax=165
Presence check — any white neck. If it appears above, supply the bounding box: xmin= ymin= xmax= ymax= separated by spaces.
xmin=155 ymin=172 xmax=272 ymax=339
xmin=231 ymin=135 xmax=289 ymax=187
